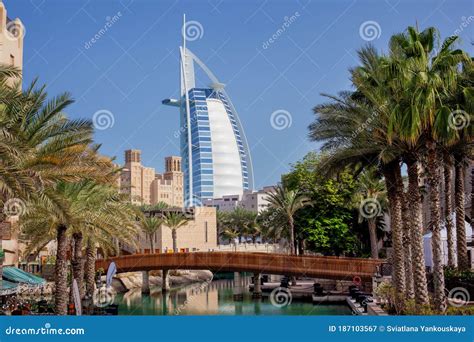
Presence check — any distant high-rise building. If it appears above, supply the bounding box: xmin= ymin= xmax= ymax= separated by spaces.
xmin=119 ymin=150 xmax=183 ymax=207
xmin=163 ymin=16 xmax=254 ymax=205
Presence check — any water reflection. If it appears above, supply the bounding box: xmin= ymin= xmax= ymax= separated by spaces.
xmin=116 ymin=278 xmax=351 ymax=316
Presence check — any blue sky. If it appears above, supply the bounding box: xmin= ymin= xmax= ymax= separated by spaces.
xmin=7 ymin=0 xmax=473 ymax=189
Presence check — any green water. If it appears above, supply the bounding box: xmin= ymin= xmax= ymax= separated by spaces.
xmin=114 ymin=279 xmax=351 ymax=315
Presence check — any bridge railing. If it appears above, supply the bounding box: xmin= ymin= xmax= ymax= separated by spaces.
xmin=96 ymin=252 xmax=383 ymax=281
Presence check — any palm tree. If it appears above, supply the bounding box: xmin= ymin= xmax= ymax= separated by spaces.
xmin=256 ymin=208 xmax=287 ymax=244
xmin=138 ymin=216 xmax=163 ymax=253
xmin=0 ymin=76 xmax=118 ymax=303
xmin=400 ymin=187 xmax=415 ymax=299
xmin=247 ymin=217 xmax=262 ymax=243
xmin=449 ymin=59 xmax=474 ymax=271
xmin=443 ymin=153 xmax=456 ymax=267
xmin=218 ymin=225 xmax=239 ymax=250
xmin=454 ymin=152 xmax=470 ymax=270
xmin=140 ymin=201 xmax=169 ymax=212
xmin=354 ymin=168 xmax=386 ymax=259
xmin=309 ymin=26 xmax=471 ymax=310
xmin=392 ymin=26 xmax=471 ymax=311
xmin=216 ymin=210 xmax=229 ymax=245
xmin=309 ymin=79 xmax=409 ymax=298
xmin=163 ymin=211 xmax=189 ymax=253
xmin=21 ymin=181 xmax=138 ymax=313
xmin=345 ymin=46 xmax=411 ymax=297
xmin=227 ymin=207 xmax=257 ymax=242
xmin=266 ymin=184 xmax=311 ymax=255
xmin=79 ymin=185 xmax=139 ymax=298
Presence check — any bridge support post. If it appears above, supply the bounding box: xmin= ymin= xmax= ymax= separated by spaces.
xmin=162 ymin=269 xmax=170 ymax=292
xmin=233 ymin=272 xmax=243 ymax=301
xmin=141 ymin=271 xmax=150 ymax=294
xmin=252 ymin=272 xmax=262 ymax=299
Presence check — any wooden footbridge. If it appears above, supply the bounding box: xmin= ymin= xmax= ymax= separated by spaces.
xmin=96 ymin=252 xmax=382 ymax=281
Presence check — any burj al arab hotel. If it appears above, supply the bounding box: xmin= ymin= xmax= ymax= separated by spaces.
xmin=163 ymin=16 xmax=254 ymax=206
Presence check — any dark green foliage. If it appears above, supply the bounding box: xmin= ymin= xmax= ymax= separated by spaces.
xmin=283 ymin=152 xmax=363 ymax=256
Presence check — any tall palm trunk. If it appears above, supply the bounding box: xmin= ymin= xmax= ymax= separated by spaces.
xmin=172 ymin=229 xmax=177 ymax=253
xmin=72 ymin=233 xmax=85 ymax=299
xmin=288 ymin=216 xmax=296 ymax=255
xmin=367 ymin=218 xmax=379 ymax=259
xmin=401 ymin=192 xmax=415 ymax=300
xmin=443 ymin=154 xmax=456 ymax=267
xmin=0 ymin=204 xmax=8 ymax=282
xmin=471 ymin=166 xmax=474 ymax=234
xmin=288 ymin=216 xmax=297 ymax=285
xmin=0 ymin=213 xmax=4 ymax=281
xmin=405 ymin=157 xmax=429 ymax=306
xmin=84 ymin=241 xmax=96 ymax=299
xmin=454 ymin=155 xmax=469 ymax=270
xmin=69 ymin=241 xmax=75 ymax=306
xmin=426 ymin=143 xmax=446 ymax=312
xmin=149 ymin=233 xmax=155 ymax=253
xmin=54 ymin=224 xmax=69 ymax=315
xmin=382 ymin=161 xmax=406 ymax=296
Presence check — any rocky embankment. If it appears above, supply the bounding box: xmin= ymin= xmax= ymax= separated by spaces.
xmin=111 ymin=270 xmax=213 ymax=292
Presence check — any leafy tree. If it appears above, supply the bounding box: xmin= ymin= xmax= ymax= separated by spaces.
xmin=283 ymin=152 xmax=361 ymax=256
xmin=303 ymin=216 xmax=358 ymax=256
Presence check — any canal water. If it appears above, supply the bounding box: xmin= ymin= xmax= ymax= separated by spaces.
xmin=114 ymin=279 xmax=351 ymax=315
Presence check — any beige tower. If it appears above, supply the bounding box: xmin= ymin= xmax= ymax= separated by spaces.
xmin=164 ymin=156 xmax=183 ymax=207
xmin=119 ymin=150 xmax=184 ymax=207
xmin=0 ymin=2 xmax=24 ymax=84
xmin=1 ymin=2 xmax=23 ymax=268
xmin=151 ymin=156 xmax=183 ymax=207
xmin=120 ymin=149 xmax=155 ymax=205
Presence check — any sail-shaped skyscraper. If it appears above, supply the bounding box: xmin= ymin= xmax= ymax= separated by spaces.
xmin=163 ymin=16 xmax=254 ymax=206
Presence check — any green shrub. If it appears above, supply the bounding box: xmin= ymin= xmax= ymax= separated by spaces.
xmin=446 ymin=306 xmax=474 ymax=315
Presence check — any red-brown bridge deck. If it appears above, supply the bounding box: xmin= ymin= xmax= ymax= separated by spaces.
xmin=96 ymin=252 xmax=383 ymax=281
